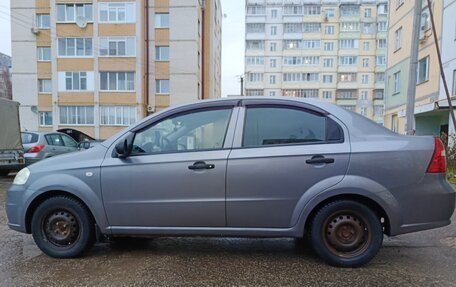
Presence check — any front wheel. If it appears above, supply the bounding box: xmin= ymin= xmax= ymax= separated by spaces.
xmin=309 ymin=200 xmax=383 ymax=268
xmin=31 ymin=196 xmax=95 ymax=258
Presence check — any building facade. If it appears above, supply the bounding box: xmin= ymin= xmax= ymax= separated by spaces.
xmin=11 ymin=0 xmax=221 ymax=140
xmin=244 ymin=0 xmax=388 ymax=124
xmin=0 ymin=52 xmax=12 ymax=100
xmin=384 ymin=0 xmax=445 ymax=135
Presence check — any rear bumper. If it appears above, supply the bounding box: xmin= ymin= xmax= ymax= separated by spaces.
xmin=390 ymin=174 xmax=455 ymax=236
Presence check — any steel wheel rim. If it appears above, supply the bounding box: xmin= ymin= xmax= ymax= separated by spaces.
xmin=42 ymin=209 xmax=80 ymax=248
xmin=322 ymin=210 xmax=372 ymax=258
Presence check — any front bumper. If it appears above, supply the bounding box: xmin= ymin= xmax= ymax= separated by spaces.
xmin=5 ymin=184 xmax=29 ymax=233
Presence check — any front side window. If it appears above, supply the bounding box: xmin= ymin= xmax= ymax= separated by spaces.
xmin=61 ymin=135 xmax=78 ymax=148
xmin=243 ymin=107 xmax=342 ymax=147
xmin=131 ymin=108 xmax=232 ymax=155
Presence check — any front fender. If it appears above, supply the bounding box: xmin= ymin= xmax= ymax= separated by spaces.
xmin=291 ymin=175 xmax=401 ymax=236
xmin=23 ymin=172 xmax=110 ymax=234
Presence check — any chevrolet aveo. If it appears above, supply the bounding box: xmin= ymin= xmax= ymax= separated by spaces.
xmin=6 ymin=97 xmax=456 ymax=267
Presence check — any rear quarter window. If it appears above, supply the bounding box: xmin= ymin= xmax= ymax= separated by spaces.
xmin=21 ymin=133 xmax=38 ymax=144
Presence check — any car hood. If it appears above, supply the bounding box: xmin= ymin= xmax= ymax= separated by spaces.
xmin=26 ymin=144 xmax=108 ymax=174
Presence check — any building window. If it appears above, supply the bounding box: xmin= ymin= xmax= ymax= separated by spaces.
xmin=323 ymin=75 xmax=333 ymax=83
xmin=99 ymin=2 xmax=136 ymax=23
xmin=99 ymin=37 xmax=135 ymax=57
xmin=395 ymin=27 xmax=402 ymax=50
xmin=269 ymin=91 xmax=276 ymax=96
xmin=270 ymin=59 xmax=277 ymax=68
xmin=246 ymin=40 xmax=264 ymax=50
xmin=283 ymin=56 xmax=319 ymax=66
xmin=360 ymin=107 xmax=368 ymax=116
xmin=248 ymin=73 xmax=264 ymax=82
xmin=324 ymin=42 xmax=334 ymax=51
xmin=269 ymin=75 xmax=276 ymax=84
xmin=270 ymin=26 xmax=277 ymax=35
xmin=324 ymin=26 xmax=335 ymax=35
xmin=339 ymin=39 xmax=358 ymax=49
xmin=323 ymin=58 xmax=334 ymax=67
xmin=374 ymin=105 xmax=384 ymax=117
xmin=283 ymin=73 xmax=319 ymax=82
xmin=39 ymin=112 xmax=52 ymax=126
xmin=38 ymin=79 xmax=52 ymax=93
xmin=323 ymin=91 xmax=332 ymax=99
xmin=375 ymin=89 xmax=385 ymax=99
xmin=376 ymin=56 xmax=386 ymax=66
xmin=36 ymin=14 xmax=50 ymax=29
xmin=378 ymin=4 xmax=388 ymax=15
xmin=246 ymin=6 xmax=266 ymax=15
xmin=363 ymin=58 xmax=369 ymax=68
xmin=246 ymin=23 xmax=265 ymax=33
xmin=59 ymin=106 xmax=94 ymax=125
xmin=377 ymin=22 xmax=388 ymax=32
xmin=340 ymin=5 xmax=359 ymax=17
xmin=245 ymin=89 xmax=264 ymax=96
xmin=361 ymin=75 xmax=369 ymax=84
xmin=100 ymin=106 xmax=136 ymax=126
xmin=303 ymin=23 xmax=321 ymax=33
xmin=421 ymin=9 xmax=431 ymax=31
xmin=37 ymin=47 xmax=51 ymax=61
xmin=57 ymin=4 xmax=93 ymax=22
xmin=340 ymin=22 xmax=360 ymax=32
xmin=155 ymin=46 xmax=169 ymax=61
xmin=284 ymin=5 xmax=303 ymax=15
xmin=155 ymin=13 xmax=170 ymax=28
xmin=364 ymin=8 xmax=372 ymax=18
xmin=156 ymin=79 xmax=170 ymax=94
xmin=326 ymin=9 xmax=335 ymax=18
xmin=284 ymin=23 xmax=301 ymax=33
xmin=271 ymin=9 xmax=278 ymax=18
xmin=338 ymin=73 xmax=357 ymax=82
xmin=100 ymin=72 xmax=135 ymax=91
xmin=362 ymin=23 xmax=374 ymax=34
xmin=376 ymin=72 xmax=386 ymax=83
xmin=337 ymin=90 xmax=357 ymax=99
xmin=62 ymin=72 xmax=88 ymax=91
xmin=417 ymin=56 xmax=430 ymax=84
xmin=363 ymin=41 xmax=370 ymax=51
xmin=58 ymin=38 xmax=93 ymax=57
xmin=377 ymin=39 xmax=387 ymax=49
xmin=283 ymin=89 xmax=319 ymax=98
xmin=303 ymin=5 xmax=321 ymax=15
xmin=339 ymin=56 xmax=357 ymax=66
xmin=393 ymin=71 xmax=401 ymax=94
xmin=270 ymin=42 xmax=277 ymax=52
xmin=361 ymin=91 xmax=369 ymax=100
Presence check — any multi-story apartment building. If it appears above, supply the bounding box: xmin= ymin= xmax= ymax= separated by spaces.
xmin=244 ymin=0 xmax=388 ymax=124
xmin=384 ymin=0 xmax=445 ymax=135
xmin=11 ymin=0 xmax=222 ymax=140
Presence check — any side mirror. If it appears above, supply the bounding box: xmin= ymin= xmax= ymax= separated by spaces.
xmin=115 ymin=135 xmax=133 ymax=158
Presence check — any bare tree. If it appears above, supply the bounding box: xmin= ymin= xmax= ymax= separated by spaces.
xmin=0 ymin=68 xmax=12 ymax=100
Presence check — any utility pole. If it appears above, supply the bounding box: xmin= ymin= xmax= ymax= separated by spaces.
xmin=405 ymin=0 xmax=424 ymax=135
xmin=240 ymin=75 xmax=244 ymax=96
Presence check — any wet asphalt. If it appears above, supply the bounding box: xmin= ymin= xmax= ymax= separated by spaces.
xmin=1 ymin=175 xmax=456 ymax=287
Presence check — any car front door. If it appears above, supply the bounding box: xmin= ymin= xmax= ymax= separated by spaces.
xmin=101 ymin=106 xmax=238 ymax=229
xmin=226 ymin=102 xmax=350 ymax=228
xmin=61 ymin=134 xmax=79 ymax=153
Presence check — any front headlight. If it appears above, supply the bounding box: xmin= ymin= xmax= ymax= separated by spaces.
xmin=13 ymin=168 xmax=30 ymax=185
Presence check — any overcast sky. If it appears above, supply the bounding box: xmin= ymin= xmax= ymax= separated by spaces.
xmin=0 ymin=1 xmax=244 ymax=97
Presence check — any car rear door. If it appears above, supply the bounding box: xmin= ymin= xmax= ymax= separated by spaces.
xmin=101 ymin=105 xmax=239 ymax=229
xmin=226 ymin=101 xmax=350 ymax=228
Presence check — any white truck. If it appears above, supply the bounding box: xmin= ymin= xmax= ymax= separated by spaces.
xmin=0 ymin=98 xmax=25 ymax=176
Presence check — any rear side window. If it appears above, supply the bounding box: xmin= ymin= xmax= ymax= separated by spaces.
xmin=45 ymin=134 xmax=64 ymax=146
xmin=243 ymin=107 xmax=343 ymax=148
xmin=21 ymin=133 xmax=38 ymax=144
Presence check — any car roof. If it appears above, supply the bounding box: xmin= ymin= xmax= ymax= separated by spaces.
xmin=21 ymin=131 xmax=67 ymax=136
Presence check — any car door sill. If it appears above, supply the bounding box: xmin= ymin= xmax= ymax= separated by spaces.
xmin=106 ymin=226 xmax=298 ymax=237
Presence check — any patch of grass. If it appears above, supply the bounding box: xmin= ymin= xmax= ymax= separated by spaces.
xmin=447 ymin=167 xmax=456 ymax=184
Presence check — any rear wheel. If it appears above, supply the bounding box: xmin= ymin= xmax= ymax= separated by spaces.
xmin=309 ymin=200 xmax=383 ymax=268
xmin=31 ymin=196 xmax=95 ymax=258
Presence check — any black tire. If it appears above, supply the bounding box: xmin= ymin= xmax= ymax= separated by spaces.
xmin=31 ymin=196 xmax=95 ymax=258
xmin=0 ymin=170 xmax=10 ymax=176
xmin=309 ymin=200 xmax=383 ymax=268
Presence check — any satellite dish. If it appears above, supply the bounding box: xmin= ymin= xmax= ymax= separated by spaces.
xmin=76 ymin=16 xmax=88 ymax=29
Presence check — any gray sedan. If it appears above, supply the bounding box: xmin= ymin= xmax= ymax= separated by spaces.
xmin=6 ymin=97 xmax=456 ymax=267
xmin=21 ymin=131 xmax=79 ymax=165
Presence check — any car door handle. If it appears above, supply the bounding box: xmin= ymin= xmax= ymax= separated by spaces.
xmin=306 ymin=156 xmax=335 ymax=165
xmin=188 ymin=161 xmax=215 ymax=170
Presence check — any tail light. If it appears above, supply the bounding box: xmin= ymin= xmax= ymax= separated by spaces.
xmin=427 ymin=138 xmax=446 ymax=173
xmin=27 ymin=144 xmax=45 ymax=154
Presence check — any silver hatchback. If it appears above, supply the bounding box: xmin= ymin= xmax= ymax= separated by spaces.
xmin=6 ymin=98 xmax=456 ymax=267
xmin=21 ymin=132 xmax=79 ymax=165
